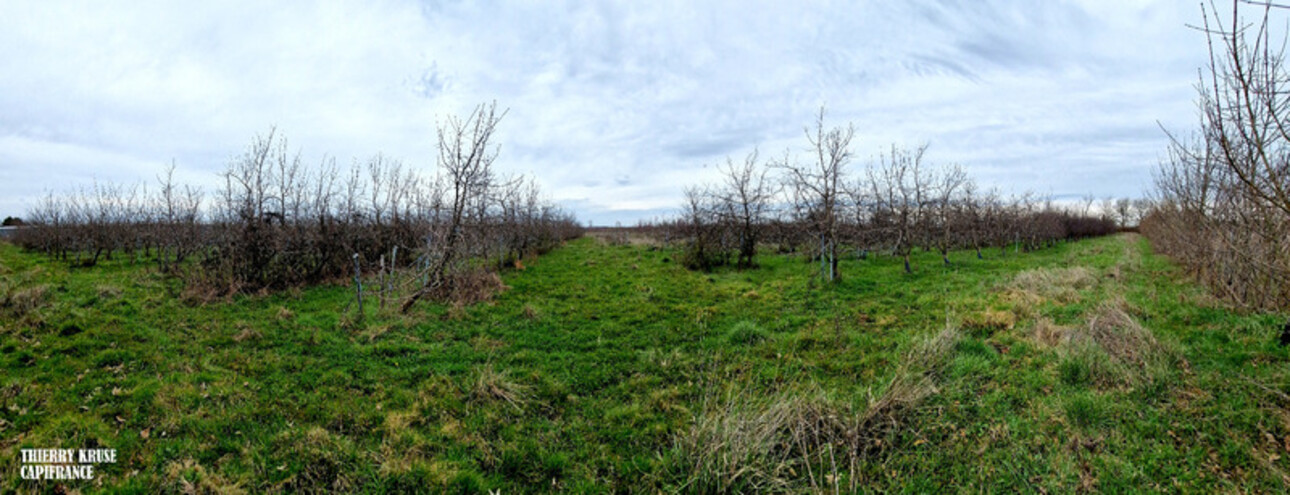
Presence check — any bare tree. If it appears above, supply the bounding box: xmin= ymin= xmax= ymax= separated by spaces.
xmin=679 ymin=185 xmax=727 ymax=270
xmin=779 ymin=106 xmax=855 ymax=281
xmin=402 ymin=101 xmax=506 ymax=313
xmin=1113 ymin=197 xmax=1132 ymax=228
xmin=928 ymin=163 xmax=968 ymax=266
xmin=869 ymin=144 xmax=929 ymax=273
xmin=714 ymin=149 xmax=776 ymax=268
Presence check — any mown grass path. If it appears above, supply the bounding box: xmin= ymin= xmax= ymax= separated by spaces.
xmin=1 ymin=235 xmax=1287 ymax=492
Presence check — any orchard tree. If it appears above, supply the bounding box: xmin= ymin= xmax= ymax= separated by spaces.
xmin=403 ymin=102 xmax=506 ymax=313
xmin=869 ymin=144 xmax=929 ymax=273
xmin=714 ymin=149 xmax=776 ymax=268
xmin=779 ymin=106 xmax=855 ymax=281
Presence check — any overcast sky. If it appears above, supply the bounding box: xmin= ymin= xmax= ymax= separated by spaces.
xmin=0 ymin=1 xmax=1210 ymax=225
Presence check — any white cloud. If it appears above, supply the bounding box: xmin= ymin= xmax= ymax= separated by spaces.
xmin=0 ymin=0 xmax=1214 ymax=224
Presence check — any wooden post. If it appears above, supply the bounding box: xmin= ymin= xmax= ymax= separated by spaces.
xmin=389 ymin=245 xmax=398 ymax=298
xmin=352 ymin=253 xmax=363 ymax=321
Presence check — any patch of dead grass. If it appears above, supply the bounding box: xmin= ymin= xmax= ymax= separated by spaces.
xmin=95 ymin=284 xmax=123 ymax=300
xmin=1007 ymin=266 xmax=1098 ymax=303
xmin=162 ymin=457 xmax=247 ymax=495
xmin=442 ymin=269 xmax=508 ymax=306
xmin=273 ymin=427 xmax=356 ymax=493
xmin=521 ymin=304 xmax=540 ymax=320
xmin=1083 ymin=301 xmax=1174 ymax=371
xmin=1 ymin=283 xmax=49 ymax=318
xmin=232 ymin=326 xmax=261 ymax=343
xmin=999 ymin=288 xmax=1045 ymax=319
xmin=1031 ymin=300 xmax=1185 ymax=388
xmin=1032 ymin=318 xmax=1075 ymax=347
xmin=963 ymin=309 xmax=1016 ymax=335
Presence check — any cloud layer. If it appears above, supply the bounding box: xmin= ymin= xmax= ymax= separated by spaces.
xmin=0 ymin=1 xmax=1208 ymax=224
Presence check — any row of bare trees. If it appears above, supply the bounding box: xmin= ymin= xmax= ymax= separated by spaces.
xmin=21 ymin=166 xmax=204 ymax=270
xmin=1144 ymin=0 xmax=1290 ymax=312
xmin=668 ymin=108 xmax=1119 ymax=279
xmin=18 ymin=103 xmax=582 ymax=309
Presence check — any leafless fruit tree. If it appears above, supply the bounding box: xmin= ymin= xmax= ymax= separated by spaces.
xmin=714 ymin=149 xmax=777 ymax=268
xmin=779 ymin=106 xmax=855 ymax=282
xmin=402 ymin=102 xmax=504 ymax=313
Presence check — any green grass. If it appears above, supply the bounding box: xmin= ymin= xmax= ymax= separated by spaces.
xmin=1 ymin=234 xmax=1288 ymax=493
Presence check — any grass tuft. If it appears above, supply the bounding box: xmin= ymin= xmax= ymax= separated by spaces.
xmin=1032 ymin=317 xmax=1074 ymax=347
xmin=1063 ymin=392 xmax=1110 ymax=430
xmin=444 ymin=269 xmax=508 ymax=306
xmin=275 ymin=426 xmax=360 ymax=493
xmin=1040 ymin=299 xmax=1184 ymax=390
xmin=468 ymin=364 xmax=528 ymax=412
xmin=1083 ymin=301 xmax=1168 ymax=369
xmin=725 ymin=320 xmax=769 ymax=346
xmin=1058 ymin=340 xmax=1125 ymax=388
xmin=521 ymin=303 xmax=540 ymax=320
xmin=95 ymin=284 xmax=123 ymax=300
xmin=233 ymin=326 xmax=262 ymax=343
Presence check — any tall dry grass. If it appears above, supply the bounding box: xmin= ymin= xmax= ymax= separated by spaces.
xmin=671 ymin=326 xmax=960 ymax=493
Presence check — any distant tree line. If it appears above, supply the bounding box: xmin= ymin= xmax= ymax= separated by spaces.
xmin=16 ymin=103 xmax=582 ymax=309
xmin=659 ymin=107 xmax=1123 ymax=278
xmin=1144 ymin=1 xmax=1290 ymax=312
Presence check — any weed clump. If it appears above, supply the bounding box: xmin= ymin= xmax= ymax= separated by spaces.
xmin=869 ymin=326 xmax=961 ymax=424
xmin=1083 ymin=302 xmax=1171 ymax=369
xmin=1058 ymin=341 xmax=1124 ymax=388
xmin=521 ymin=304 xmax=540 ymax=320
xmin=233 ymin=326 xmax=262 ymax=343
xmin=672 ymin=385 xmax=855 ymax=493
xmin=95 ymin=284 xmax=123 ymax=300
xmin=1031 ymin=318 xmax=1073 ymax=347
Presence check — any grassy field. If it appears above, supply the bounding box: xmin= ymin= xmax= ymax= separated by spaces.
xmin=2 ymin=234 xmax=1289 ymax=493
